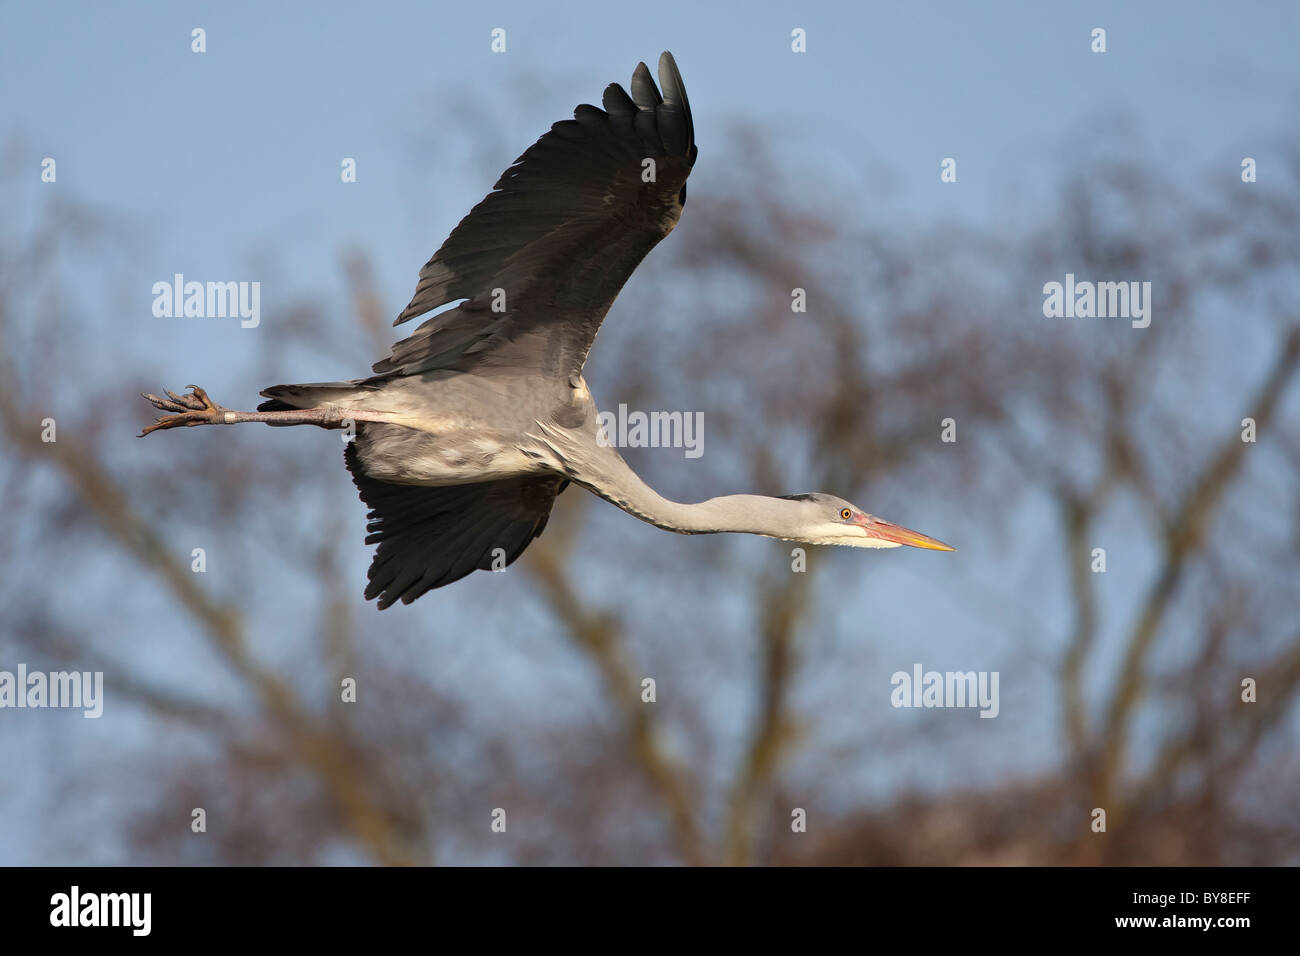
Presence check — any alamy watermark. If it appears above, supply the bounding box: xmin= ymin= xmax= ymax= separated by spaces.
xmin=1042 ymin=273 xmax=1151 ymax=329
xmin=890 ymin=663 xmax=999 ymax=718
xmin=0 ymin=664 xmax=103 ymax=718
xmin=152 ymin=273 xmax=260 ymax=328
xmin=596 ymin=403 xmax=704 ymax=459
xmin=50 ymin=886 xmax=150 ymax=936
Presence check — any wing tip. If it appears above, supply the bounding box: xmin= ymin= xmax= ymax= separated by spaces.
xmin=650 ymin=51 xmax=693 ymax=160
xmin=657 ymin=52 xmax=682 ymax=96
xmin=630 ymin=60 xmax=661 ymax=110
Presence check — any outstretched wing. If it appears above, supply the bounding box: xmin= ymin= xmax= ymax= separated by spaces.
xmin=374 ymin=51 xmax=697 ymax=379
xmin=346 ymin=443 xmax=568 ymax=608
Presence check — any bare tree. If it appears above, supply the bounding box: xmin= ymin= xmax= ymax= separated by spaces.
xmin=1 ymin=120 xmax=1296 ymax=866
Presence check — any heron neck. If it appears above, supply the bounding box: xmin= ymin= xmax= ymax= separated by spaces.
xmin=573 ymin=446 xmax=781 ymax=536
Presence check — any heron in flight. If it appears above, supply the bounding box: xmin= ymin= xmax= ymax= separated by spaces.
xmin=142 ymin=52 xmax=953 ymax=608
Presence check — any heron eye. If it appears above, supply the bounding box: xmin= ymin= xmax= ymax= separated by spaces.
xmin=840 ymin=508 xmax=853 ymax=520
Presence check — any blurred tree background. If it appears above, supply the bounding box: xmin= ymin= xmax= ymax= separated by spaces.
xmin=2 ymin=98 xmax=1298 ymax=865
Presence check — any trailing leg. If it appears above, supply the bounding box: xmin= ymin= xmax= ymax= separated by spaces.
xmin=139 ymin=385 xmax=388 ymax=436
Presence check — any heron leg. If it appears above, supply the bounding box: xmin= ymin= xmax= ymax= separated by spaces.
xmin=139 ymin=385 xmax=381 ymax=436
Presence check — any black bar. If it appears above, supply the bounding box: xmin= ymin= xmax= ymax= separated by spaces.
xmin=1 ymin=866 xmax=1283 ymax=941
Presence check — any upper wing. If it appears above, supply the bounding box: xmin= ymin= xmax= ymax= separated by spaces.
xmin=374 ymin=51 xmax=697 ymax=379
xmin=345 ymin=442 xmax=568 ymax=608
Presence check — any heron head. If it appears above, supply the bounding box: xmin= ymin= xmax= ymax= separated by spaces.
xmin=777 ymin=493 xmax=955 ymax=551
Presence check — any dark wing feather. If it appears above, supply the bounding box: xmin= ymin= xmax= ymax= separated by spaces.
xmin=345 ymin=443 xmax=567 ymax=608
xmin=375 ymin=52 xmax=696 ymax=379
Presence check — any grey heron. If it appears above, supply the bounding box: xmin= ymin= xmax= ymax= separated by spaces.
xmin=141 ymin=52 xmax=953 ymax=608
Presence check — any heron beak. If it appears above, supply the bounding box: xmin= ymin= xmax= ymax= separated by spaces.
xmin=857 ymin=515 xmax=956 ymax=551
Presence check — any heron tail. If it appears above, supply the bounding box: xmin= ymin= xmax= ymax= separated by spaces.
xmin=257 ymin=380 xmax=375 ymax=413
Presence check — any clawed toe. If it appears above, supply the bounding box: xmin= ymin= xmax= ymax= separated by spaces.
xmin=139 ymin=385 xmax=224 ymax=436
xmin=142 ymin=393 xmax=186 ymax=414
xmin=162 ymin=388 xmax=208 ymax=411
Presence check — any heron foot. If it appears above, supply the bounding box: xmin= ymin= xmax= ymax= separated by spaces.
xmin=139 ymin=385 xmax=227 ymax=436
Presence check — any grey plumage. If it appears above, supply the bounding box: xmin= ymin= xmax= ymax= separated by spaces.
xmin=142 ymin=51 xmax=952 ymax=609
xmin=272 ymin=52 xmax=699 ymax=607
xmin=346 ymin=441 xmax=568 ymax=607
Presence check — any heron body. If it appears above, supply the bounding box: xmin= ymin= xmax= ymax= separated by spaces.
xmin=142 ymin=52 xmax=953 ymax=608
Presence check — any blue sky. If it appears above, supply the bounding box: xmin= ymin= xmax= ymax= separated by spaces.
xmin=2 ymin=0 xmax=1298 ymax=863
xmin=5 ymin=1 xmax=1297 ymax=372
